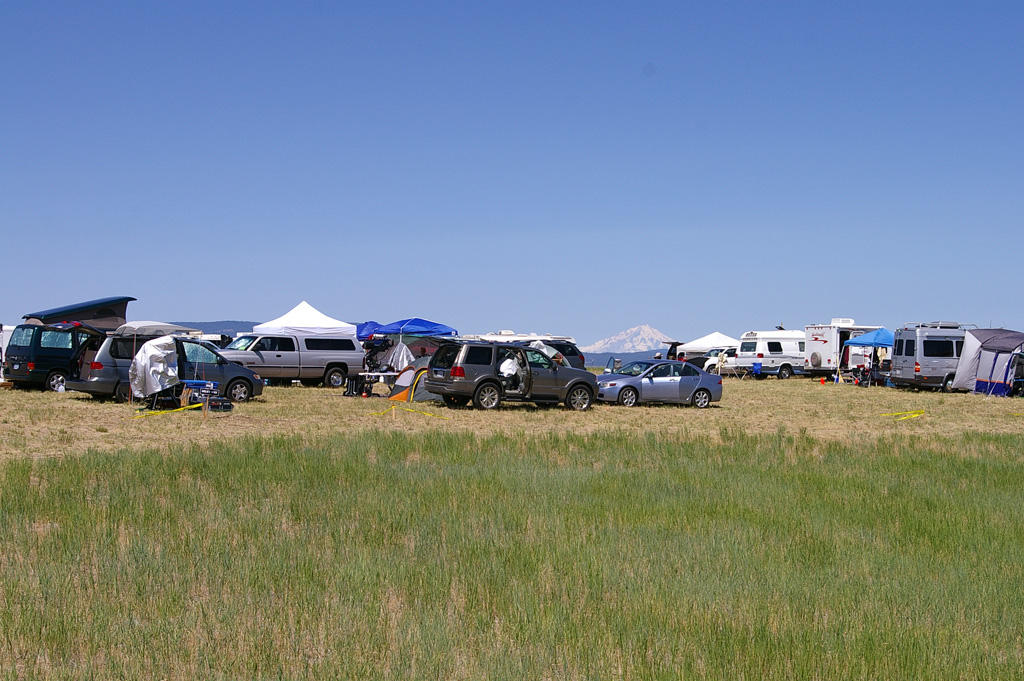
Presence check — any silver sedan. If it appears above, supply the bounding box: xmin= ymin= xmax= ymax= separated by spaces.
xmin=596 ymin=360 xmax=722 ymax=408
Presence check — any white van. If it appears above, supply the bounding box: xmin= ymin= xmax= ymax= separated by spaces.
xmin=735 ymin=330 xmax=806 ymax=378
xmin=890 ymin=322 xmax=971 ymax=391
xmin=803 ymin=318 xmax=881 ymax=376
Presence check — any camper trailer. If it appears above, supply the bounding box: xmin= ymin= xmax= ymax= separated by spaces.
xmin=803 ymin=318 xmax=882 ymax=376
xmin=890 ymin=322 xmax=972 ymax=391
xmin=734 ymin=330 xmax=806 ymax=378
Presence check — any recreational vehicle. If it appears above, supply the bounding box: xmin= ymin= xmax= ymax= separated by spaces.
xmin=803 ymin=318 xmax=882 ymax=376
xmin=890 ymin=322 xmax=971 ymax=391
xmin=734 ymin=330 xmax=806 ymax=378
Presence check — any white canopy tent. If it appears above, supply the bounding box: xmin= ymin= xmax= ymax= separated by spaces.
xmin=253 ymin=301 xmax=356 ymax=337
xmin=678 ymin=331 xmax=740 ymax=356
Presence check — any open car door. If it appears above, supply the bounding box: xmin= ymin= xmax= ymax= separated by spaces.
xmin=42 ymin=321 xmax=106 ymax=380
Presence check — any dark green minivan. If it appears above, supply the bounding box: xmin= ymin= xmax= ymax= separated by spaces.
xmin=2 ymin=324 xmax=92 ymax=391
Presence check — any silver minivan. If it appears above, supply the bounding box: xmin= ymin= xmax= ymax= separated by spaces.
xmin=890 ymin=322 xmax=971 ymax=391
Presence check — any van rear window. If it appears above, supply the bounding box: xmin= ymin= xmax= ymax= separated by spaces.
xmin=894 ymin=339 xmax=904 ymax=355
xmin=904 ymin=340 xmax=916 ymax=356
xmin=112 ymin=338 xmax=151 ymax=360
xmin=923 ymin=340 xmax=955 ymax=358
xmin=9 ymin=327 xmax=35 ymax=347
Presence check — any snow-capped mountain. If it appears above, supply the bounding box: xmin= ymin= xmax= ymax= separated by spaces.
xmin=580 ymin=325 xmax=672 ymax=353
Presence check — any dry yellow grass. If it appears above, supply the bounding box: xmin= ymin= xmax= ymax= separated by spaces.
xmin=2 ymin=378 xmax=1022 ymax=459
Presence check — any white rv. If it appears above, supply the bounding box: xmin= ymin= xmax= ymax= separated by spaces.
xmin=735 ymin=330 xmax=806 ymax=378
xmin=803 ymin=318 xmax=882 ymax=376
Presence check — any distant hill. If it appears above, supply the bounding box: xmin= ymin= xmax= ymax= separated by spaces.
xmin=580 ymin=324 xmax=673 ymax=353
xmin=173 ymin=321 xmax=257 ymax=336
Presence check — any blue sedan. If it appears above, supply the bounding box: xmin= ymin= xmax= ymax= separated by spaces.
xmin=597 ymin=360 xmax=722 ymax=408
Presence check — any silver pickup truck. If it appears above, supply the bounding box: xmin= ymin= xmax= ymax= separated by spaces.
xmin=219 ymin=333 xmax=364 ymax=387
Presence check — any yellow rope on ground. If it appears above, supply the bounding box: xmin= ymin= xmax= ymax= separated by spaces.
xmin=370 ymin=403 xmax=450 ymax=419
xmin=881 ymin=410 xmax=925 ymax=421
xmin=133 ymin=403 xmax=204 ymax=418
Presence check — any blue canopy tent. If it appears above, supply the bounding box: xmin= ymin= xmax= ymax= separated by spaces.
xmin=356 ymin=321 xmax=383 ymax=341
xmin=842 ymin=327 xmax=894 ymax=386
xmin=843 ymin=327 xmax=894 ymax=348
xmin=373 ymin=318 xmax=457 ymax=337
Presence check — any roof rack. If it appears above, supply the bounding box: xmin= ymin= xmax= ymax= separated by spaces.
xmin=903 ymin=321 xmax=976 ymax=329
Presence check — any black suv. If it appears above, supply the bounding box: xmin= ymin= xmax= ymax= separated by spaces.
xmin=423 ymin=341 xmax=597 ymax=410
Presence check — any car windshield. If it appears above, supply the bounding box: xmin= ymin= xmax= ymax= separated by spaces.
xmin=225 ymin=335 xmax=256 ymax=351
xmin=616 ymin=361 xmax=655 ymax=376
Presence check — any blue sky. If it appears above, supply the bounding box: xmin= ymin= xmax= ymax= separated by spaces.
xmin=3 ymin=1 xmax=1022 ymax=343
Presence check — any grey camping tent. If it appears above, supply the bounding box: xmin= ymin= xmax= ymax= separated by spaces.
xmin=951 ymin=328 xmax=1024 ymax=396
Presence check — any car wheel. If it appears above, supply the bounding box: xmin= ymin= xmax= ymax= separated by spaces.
xmin=565 ymin=384 xmax=593 ymax=411
xmin=941 ymin=375 xmax=954 ymax=393
xmin=692 ymin=388 xmax=712 ymax=409
xmin=618 ymin=386 xmax=639 ymax=407
xmin=442 ymin=395 xmax=469 ymax=409
xmin=114 ymin=382 xmax=132 ymax=403
xmin=324 ymin=367 xmax=346 ymax=388
xmin=473 ymin=382 xmax=502 ymax=410
xmin=45 ymin=371 xmax=67 ymax=392
xmin=226 ymin=379 xmax=252 ymax=402
xmin=778 ymin=365 xmax=793 ymax=380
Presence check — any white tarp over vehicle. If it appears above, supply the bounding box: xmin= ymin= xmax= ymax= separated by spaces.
xmin=678 ymin=331 xmax=740 ymax=355
xmin=129 ymin=335 xmax=180 ymax=397
xmin=253 ymin=301 xmax=357 ymax=337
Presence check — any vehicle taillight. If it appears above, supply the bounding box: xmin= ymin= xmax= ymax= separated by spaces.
xmin=914 ymin=362 xmax=920 ymax=373
xmin=718 ymin=378 xmax=723 ymax=385
xmin=451 ymin=366 xmax=465 ymax=378
xmin=27 ymin=362 xmax=35 ymax=371
xmin=90 ymin=362 xmax=104 ymax=371
xmin=756 ymin=353 xmax=764 ymax=358
xmin=579 ymin=353 xmax=585 ymax=365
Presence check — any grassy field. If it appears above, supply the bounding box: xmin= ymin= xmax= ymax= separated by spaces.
xmin=2 ymin=378 xmax=1023 ymax=459
xmin=1 ymin=381 xmax=1023 ymax=678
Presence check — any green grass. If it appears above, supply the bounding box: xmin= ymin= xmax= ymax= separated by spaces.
xmin=1 ymin=429 xmax=1023 ymax=679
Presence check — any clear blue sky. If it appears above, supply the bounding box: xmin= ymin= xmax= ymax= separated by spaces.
xmin=3 ymin=1 xmax=1022 ymax=343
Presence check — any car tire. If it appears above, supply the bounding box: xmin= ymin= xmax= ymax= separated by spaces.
xmin=442 ymin=395 xmax=469 ymax=409
xmin=473 ymin=382 xmax=502 ymax=410
xmin=45 ymin=370 xmax=67 ymax=392
xmin=778 ymin=365 xmax=793 ymax=380
xmin=941 ymin=375 xmax=954 ymax=393
xmin=324 ymin=367 xmax=346 ymax=389
xmin=114 ymin=382 xmax=132 ymax=403
xmin=692 ymin=389 xmax=712 ymax=409
xmin=226 ymin=379 xmax=252 ymax=402
xmin=565 ymin=384 xmax=593 ymax=411
xmin=618 ymin=386 xmax=639 ymax=407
